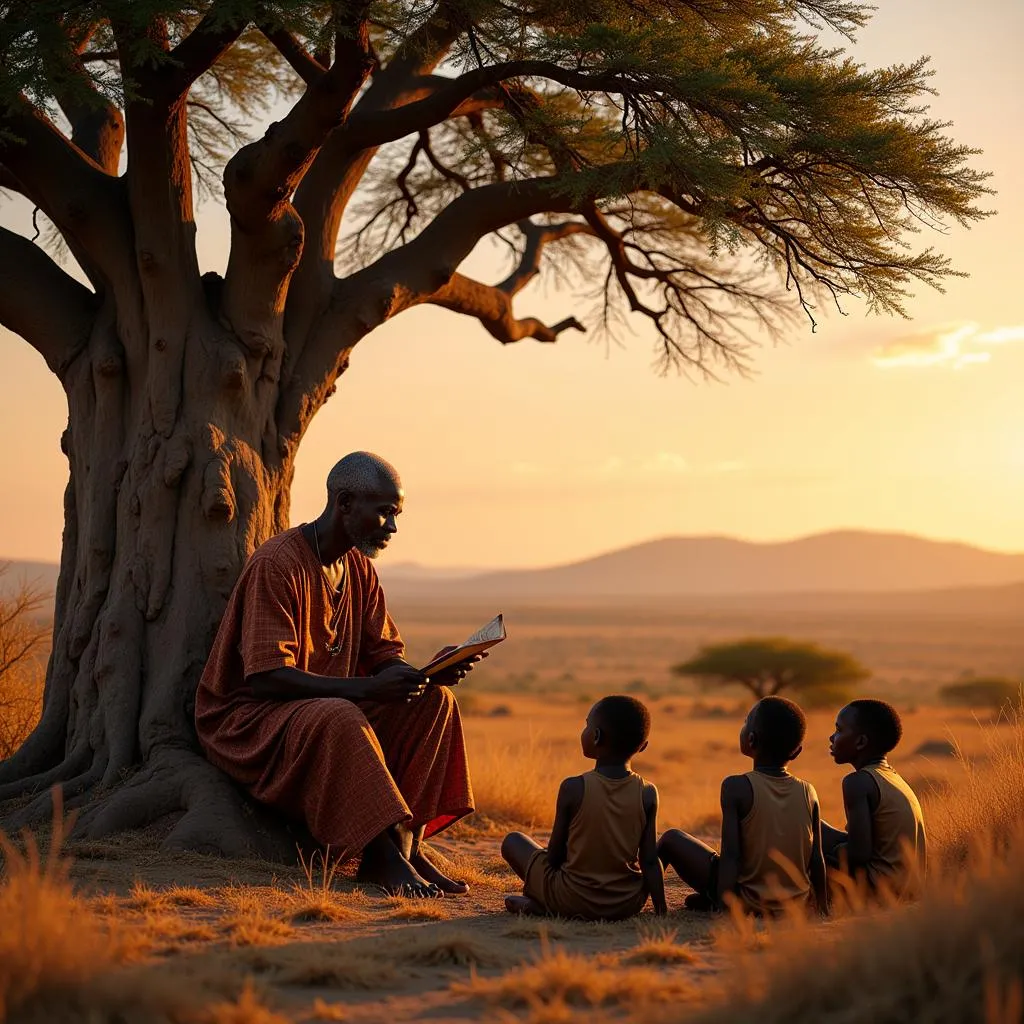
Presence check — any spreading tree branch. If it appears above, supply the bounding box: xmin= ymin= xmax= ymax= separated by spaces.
xmin=0 ymin=98 xmax=131 ymax=292
xmin=39 ymin=20 xmax=124 ymax=173
xmin=426 ymin=272 xmax=585 ymax=344
xmin=256 ymin=21 xmax=326 ymax=85
xmin=283 ymin=2 xmax=465 ymax=351
xmin=0 ymin=224 xmax=97 ymax=376
xmin=163 ymin=2 xmax=249 ymax=99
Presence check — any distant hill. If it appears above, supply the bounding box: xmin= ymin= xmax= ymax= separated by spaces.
xmin=387 ymin=530 xmax=1024 ymax=600
xmin=7 ymin=530 xmax=1024 ymax=608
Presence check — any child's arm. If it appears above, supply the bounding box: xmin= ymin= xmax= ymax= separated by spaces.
xmin=546 ymin=776 xmax=584 ymax=870
xmin=842 ymin=771 xmax=876 ymax=878
xmin=639 ymin=783 xmax=667 ymax=916
xmin=809 ymin=795 xmax=829 ymax=917
xmin=715 ymin=775 xmax=750 ymax=910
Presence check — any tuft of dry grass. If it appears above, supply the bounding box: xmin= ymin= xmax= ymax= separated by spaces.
xmin=303 ymin=997 xmax=348 ymax=1021
xmin=220 ymin=909 xmax=298 ymax=948
xmin=384 ymin=927 xmax=509 ymax=968
xmin=194 ymin=981 xmax=289 ymax=1024
xmin=240 ymin=945 xmax=400 ymax=990
xmin=454 ymin=946 xmax=697 ymax=1010
xmin=622 ymin=929 xmax=700 ymax=966
xmin=141 ymin=911 xmax=220 ymax=952
xmin=380 ymin=895 xmax=451 ymax=921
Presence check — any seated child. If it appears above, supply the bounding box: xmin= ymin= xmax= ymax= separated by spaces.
xmin=658 ymin=695 xmax=827 ymax=916
xmin=500 ymin=695 xmax=667 ymax=920
xmin=823 ymin=698 xmax=927 ymax=897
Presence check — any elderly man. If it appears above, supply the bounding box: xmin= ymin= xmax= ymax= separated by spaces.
xmin=195 ymin=452 xmax=477 ymax=897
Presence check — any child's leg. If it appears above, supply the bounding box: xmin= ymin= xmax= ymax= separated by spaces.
xmin=501 ymin=831 xmax=544 ymax=881
xmin=821 ymin=821 xmax=848 ymax=869
xmin=657 ymin=829 xmax=717 ymax=893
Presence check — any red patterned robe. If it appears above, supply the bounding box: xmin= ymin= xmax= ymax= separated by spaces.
xmin=195 ymin=528 xmax=473 ymax=860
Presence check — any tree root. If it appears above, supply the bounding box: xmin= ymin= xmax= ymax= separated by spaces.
xmin=3 ymin=756 xmax=107 ymax=833
xmin=69 ymin=748 xmax=301 ymax=862
xmin=0 ymin=742 xmax=92 ymax=804
xmin=1 ymin=746 xmax=302 ymax=864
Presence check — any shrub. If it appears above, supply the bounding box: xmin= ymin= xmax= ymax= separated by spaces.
xmin=940 ymin=678 xmax=1021 ymax=712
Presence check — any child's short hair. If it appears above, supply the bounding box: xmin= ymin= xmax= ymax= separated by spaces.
xmin=847 ymin=699 xmax=903 ymax=754
xmin=752 ymin=695 xmax=806 ymax=761
xmin=592 ymin=695 xmax=651 ymax=758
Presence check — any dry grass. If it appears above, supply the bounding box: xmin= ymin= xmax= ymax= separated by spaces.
xmin=622 ymin=929 xmax=700 ymax=966
xmin=221 ymin=908 xmax=298 ymax=948
xmin=469 ymin=732 xmax=565 ymax=829
xmin=237 ymin=945 xmax=400 ymax=990
xmin=654 ymin=705 xmax=1024 ymax=1024
xmin=384 ymin=926 xmax=510 ymax=968
xmin=302 ymin=998 xmax=348 ymax=1021
xmin=196 ymin=982 xmax=289 ymax=1024
xmin=454 ymin=946 xmax=698 ymax=1010
xmin=380 ymin=895 xmax=452 ymax=920
xmin=924 ymin=702 xmax=1024 ymax=868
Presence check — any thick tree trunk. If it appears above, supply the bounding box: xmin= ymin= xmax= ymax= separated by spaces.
xmin=0 ymin=289 xmax=312 ymax=860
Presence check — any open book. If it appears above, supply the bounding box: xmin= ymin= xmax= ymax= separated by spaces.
xmin=421 ymin=614 xmax=506 ymax=676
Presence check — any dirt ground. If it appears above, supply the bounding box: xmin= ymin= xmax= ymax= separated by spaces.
xmin=44 ymin=693 xmax=1010 ymax=1023
xmin=63 ymin=823 xmax=718 ymax=1022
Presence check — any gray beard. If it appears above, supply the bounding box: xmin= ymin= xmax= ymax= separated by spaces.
xmin=355 ymin=538 xmax=385 ymax=559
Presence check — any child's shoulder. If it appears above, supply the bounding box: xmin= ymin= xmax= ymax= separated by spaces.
xmin=556 ymin=773 xmax=587 ymax=803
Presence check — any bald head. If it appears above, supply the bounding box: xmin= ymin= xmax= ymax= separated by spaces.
xmin=326 ymin=452 xmax=402 ymax=500
xmin=321 ymin=453 xmax=403 ymax=560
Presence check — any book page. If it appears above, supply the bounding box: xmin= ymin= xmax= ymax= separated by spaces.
xmin=420 ymin=614 xmax=506 ymax=675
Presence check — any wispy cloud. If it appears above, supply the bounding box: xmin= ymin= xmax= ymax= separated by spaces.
xmin=871 ymin=322 xmax=1024 ymax=370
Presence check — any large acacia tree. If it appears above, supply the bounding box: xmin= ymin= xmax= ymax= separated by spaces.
xmin=0 ymin=0 xmax=988 ymax=855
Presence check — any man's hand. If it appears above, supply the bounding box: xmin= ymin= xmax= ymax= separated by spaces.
xmin=366 ymin=663 xmax=428 ymax=703
xmin=428 ymin=647 xmax=488 ymax=687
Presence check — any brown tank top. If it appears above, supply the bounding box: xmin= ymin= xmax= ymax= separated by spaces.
xmin=556 ymin=771 xmax=647 ymax=914
xmin=736 ymin=770 xmax=816 ymax=913
xmin=862 ymin=762 xmax=927 ymax=895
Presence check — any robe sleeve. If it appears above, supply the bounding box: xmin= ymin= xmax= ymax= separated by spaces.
xmin=357 ymin=558 xmax=405 ymax=672
xmin=239 ymin=558 xmax=302 ymax=678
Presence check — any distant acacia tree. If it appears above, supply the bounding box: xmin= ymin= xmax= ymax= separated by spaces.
xmin=0 ymin=0 xmax=988 ymax=855
xmin=673 ymin=637 xmax=870 ymax=702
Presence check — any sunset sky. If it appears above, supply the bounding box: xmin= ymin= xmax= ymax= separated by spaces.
xmin=1 ymin=0 xmax=1022 ymax=570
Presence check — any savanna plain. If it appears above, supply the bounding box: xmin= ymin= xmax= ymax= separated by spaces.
xmin=3 ymin=595 xmax=1023 ymax=1023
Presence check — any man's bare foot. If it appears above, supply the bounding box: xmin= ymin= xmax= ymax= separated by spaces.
xmin=356 ymin=834 xmax=441 ymax=898
xmin=504 ymin=894 xmax=547 ymax=916
xmin=410 ymin=848 xmax=470 ymax=896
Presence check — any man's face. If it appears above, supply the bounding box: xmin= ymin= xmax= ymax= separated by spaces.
xmin=829 ymin=706 xmax=863 ymax=765
xmin=338 ymin=480 xmax=404 ymax=559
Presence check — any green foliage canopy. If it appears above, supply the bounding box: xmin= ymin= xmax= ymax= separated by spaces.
xmin=0 ymin=0 xmax=992 ymax=376
xmin=673 ymin=636 xmax=870 ymax=700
